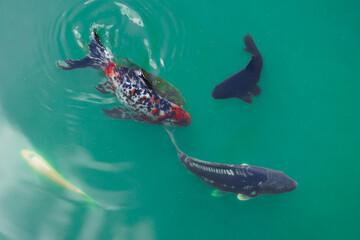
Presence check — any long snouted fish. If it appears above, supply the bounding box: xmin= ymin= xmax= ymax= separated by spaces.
xmin=164 ymin=128 xmax=297 ymax=200
xmin=57 ymin=29 xmax=191 ymax=127
xmin=212 ymin=34 xmax=263 ymax=104
xmin=21 ymin=150 xmax=94 ymax=203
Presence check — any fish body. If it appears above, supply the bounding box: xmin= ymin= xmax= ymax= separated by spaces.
xmin=21 ymin=150 xmax=92 ymax=200
xmin=164 ymin=128 xmax=297 ymax=199
xmin=212 ymin=34 xmax=263 ymax=103
xmin=57 ymin=30 xmax=191 ymax=127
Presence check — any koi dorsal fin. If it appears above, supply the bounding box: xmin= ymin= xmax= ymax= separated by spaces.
xmin=116 ymin=57 xmax=186 ymax=106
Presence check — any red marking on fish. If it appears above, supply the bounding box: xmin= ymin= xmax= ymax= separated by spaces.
xmin=105 ymin=62 xmax=116 ymax=77
xmin=156 ymin=114 xmax=168 ymax=121
xmin=152 ymin=109 xmax=159 ymax=115
xmin=172 ymin=106 xmax=191 ymax=124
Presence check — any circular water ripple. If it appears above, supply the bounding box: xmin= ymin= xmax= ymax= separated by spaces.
xmin=41 ymin=0 xmax=188 ymax=79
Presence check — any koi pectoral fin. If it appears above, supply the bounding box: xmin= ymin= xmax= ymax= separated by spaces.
xmin=211 ymin=190 xmax=228 ymax=197
xmin=102 ymin=107 xmax=154 ymax=125
xmin=238 ymin=92 xmax=253 ymax=103
xmin=95 ymin=81 xmax=115 ymax=95
xmin=249 ymin=85 xmax=261 ymax=96
xmin=56 ymin=57 xmax=93 ymax=70
xmin=237 ymin=194 xmax=257 ymax=201
xmin=102 ymin=106 xmax=133 ymax=120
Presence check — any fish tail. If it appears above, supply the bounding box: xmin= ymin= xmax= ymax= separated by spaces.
xmin=243 ymin=34 xmax=260 ymax=56
xmin=57 ymin=29 xmax=112 ymax=72
xmin=164 ymin=127 xmax=182 ymax=153
xmin=82 ymin=194 xmax=99 ymax=208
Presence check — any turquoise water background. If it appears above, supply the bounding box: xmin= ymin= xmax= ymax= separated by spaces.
xmin=0 ymin=0 xmax=359 ymax=239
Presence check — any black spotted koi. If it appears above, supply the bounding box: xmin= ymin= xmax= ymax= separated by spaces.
xmin=57 ymin=29 xmax=191 ymax=127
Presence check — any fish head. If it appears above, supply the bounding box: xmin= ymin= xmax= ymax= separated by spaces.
xmin=259 ymin=170 xmax=297 ymax=195
xmin=212 ymin=81 xmax=233 ymax=99
xmin=212 ymin=78 xmax=246 ymax=100
xmin=171 ymin=106 xmax=192 ymax=127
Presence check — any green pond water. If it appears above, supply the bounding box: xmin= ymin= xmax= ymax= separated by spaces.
xmin=0 ymin=0 xmax=359 ymax=239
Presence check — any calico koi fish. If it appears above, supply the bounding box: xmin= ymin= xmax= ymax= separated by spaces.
xmin=57 ymin=29 xmax=191 ymax=127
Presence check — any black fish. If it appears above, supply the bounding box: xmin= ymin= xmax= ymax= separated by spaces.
xmin=164 ymin=127 xmax=297 ymax=200
xmin=212 ymin=34 xmax=263 ymax=103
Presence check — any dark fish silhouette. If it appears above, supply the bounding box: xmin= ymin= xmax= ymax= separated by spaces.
xmin=164 ymin=127 xmax=297 ymax=200
xmin=212 ymin=34 xmax=263 ymax=103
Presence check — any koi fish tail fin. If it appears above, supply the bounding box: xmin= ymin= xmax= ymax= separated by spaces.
xmin=57 ymin=29 xmax=112 ymax=72
xmin=243 ymin=34 xmax=260 ymax=56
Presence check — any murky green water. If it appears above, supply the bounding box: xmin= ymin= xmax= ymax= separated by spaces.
xmin=0 ymin=0 xmax=359 ymax=239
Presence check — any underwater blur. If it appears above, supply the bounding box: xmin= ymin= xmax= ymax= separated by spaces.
xmin=0 ymin=0 xmax=360 ymax=239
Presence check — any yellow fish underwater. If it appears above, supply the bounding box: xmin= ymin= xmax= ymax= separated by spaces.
xmin=21 ymin=149 xmax=95 ymax=204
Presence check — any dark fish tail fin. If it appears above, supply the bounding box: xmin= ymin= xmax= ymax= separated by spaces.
xmin=164 ymin=127 xmax=193 ymax=168
xmin=164 ymin=127 xmax=182 ymax=153
xmin=57 ymin=29 xmax=112 ymax=72
xmin=243 ymin=34 xmax=260 ymax=56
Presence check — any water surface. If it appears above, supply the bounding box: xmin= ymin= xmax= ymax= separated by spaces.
xmin=0 ymin=0 xmax=359 ymax=239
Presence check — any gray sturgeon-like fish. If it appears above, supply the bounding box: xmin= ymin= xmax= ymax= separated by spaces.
xmin=164 ymin=128 xmax=297 ymax=200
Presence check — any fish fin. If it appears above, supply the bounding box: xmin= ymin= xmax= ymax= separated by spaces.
xmin=211 ymin=190 xmax=228 ymax=197
xmin=102 ymin=106 xmax=133 ymax=120
xmin=243 ymin=34 xmax=260 ymax=56
xmin=117 ymin=57 xmax=186 ymax=106
xmin=82 ymin=194 xmax=99 ymax=208
xmin=124 ymin=57 xmax=142 ymax=69
xmin=103 ymin=107 xmax=154 ymax=124
xmin=237 ymin=194 xmax=253 ymax=201
xmin=118 ymin=58 xmax=152 ymax=88
xmin=164 ymin=127 xmax=184 ymax=154
xmin=57 ymin=57 xmax=94 ymax=70
xmin=95 ymin=81 xmax=115 ymax=95
xmin=238 ymin=93 xmax=253 ymax=103
xmin=124 ymin=57 xmax=186 ymax=106
xmin=142 ymin=69 xmax=186 ymax=106
xmin=241 ymin=163 xmax=249 ymax=166
xmin=139 ymin=70 xmax=154 ymax=90
xmin=57 ymin=29 xmax=112 ymax=72
xmin=249 ymin=85 xmax=261 ymax=96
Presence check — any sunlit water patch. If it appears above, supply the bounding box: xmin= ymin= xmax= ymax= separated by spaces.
xmin=1 ymin=0 xmax=360 ymax=239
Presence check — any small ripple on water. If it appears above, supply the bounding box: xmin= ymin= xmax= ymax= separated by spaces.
xmin=69 ymin=92 xmax=117 ymax=105
xmin=114 ymin=2 xmax=144 ymax=27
